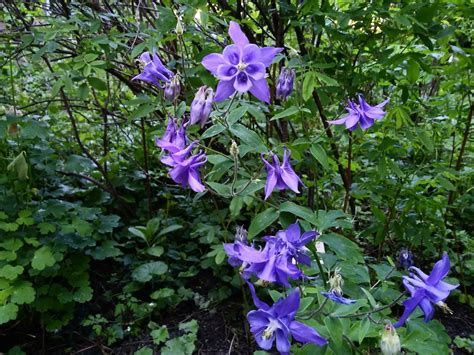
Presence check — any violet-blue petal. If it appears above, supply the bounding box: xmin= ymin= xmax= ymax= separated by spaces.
xmin=321 ymin=291 xmax=356 ymax=305
xmin=228 ymin=21 xmax=249 ymax=47
xmin=249 ymin=78 xmax=270 ymax=103
xmin=214 ymin=79 xmax=236 ymax=101
xmin=259 ymin=47 xmax=284 ymax=67
xmin=426 ymin=252 xmax=450 ymax=286
xmin=289 ymin=321 xmax=328 ymax=346
xmin=201 ymin=53 xmax=227 ymax=75
xmin=274 ymin=289 xmax=300 ymax=318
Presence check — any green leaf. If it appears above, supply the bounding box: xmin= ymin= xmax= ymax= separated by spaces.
xmin=31 ymin=246 xmax=56 ymax=271
xmin=132 ymin=261 xmax=168 ymax=282
xmin=147 ymin=246 xmax=164 ymax=257
xmin=358 ymin=318 xmax=370 ymax=344
xmin=7 ymin=152 xmax=28 ymax=181
xmin=316 ymin=73 xmax=338 ymax=86
xmin=319 ymin=233 xmax=363 ymax=263
xmin=151 ymin=326 xmax=169 ymax=345
xmin=416 ymin=128 xmax=434 ymax=151
xmin=87 ymin=77 xmax=107 ymax=91
xmin=158 ymin=224 xmax=183 ymax=237
xmin=133 ymin=347 xmax=153 ymax=355
xmin=229 ymin=124 xmax=266 ymax=153
xmin=130 ymin=104 xmax=155 ymax=120
xmin=73 ymin=286 xmax=93 ymax=303
xmin=227 ymin=106 xmax=247 ymax=125
xmin=271 ymin=106 xmax=299 ymax=121
xmin=201 ymin=123 xmax=226 ymax=139
xmin=302 ymin=71 xmax=316 ymax=101
xmin=0 ymin=303 xmax=18 ymax=325
xmin=11 ymin=281 xmax=35 ymax=305
xmin=0 ymin=265 xmax=23 ymax=280
xmin=248 ymin=208 xmax=279 ymax=238
xmin=206 ymin=182 xmax=231 ymax=197
xmin=310 ymin=144 xmax=330 ymax=170
xmin=407 ymin=59 xmax=420 ymax=83
xmin=150 ymin=288 xmax=175 ymax=299
xmin=279 ymin=201 xmax=316 ymax=225
xmin=38 ymin=222 xmax=56 ymax=235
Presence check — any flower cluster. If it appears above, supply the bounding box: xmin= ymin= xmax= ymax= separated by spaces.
xmin=132 ymin=20 xmax=458 ymax=354
xmin=156 ymin=118 xmax=207 ymax=192
xmin=224 ymin=223 xmax=319 ymax=286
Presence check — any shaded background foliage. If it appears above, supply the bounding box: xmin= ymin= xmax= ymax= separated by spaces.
xmin=0 ymin=0 xmax=472 ymax=354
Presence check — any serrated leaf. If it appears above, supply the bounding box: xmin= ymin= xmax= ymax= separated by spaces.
xmin=132 ymin=261 xmax=168 ymax=282
xmin=11 ymin=281 xmax=35 ymax=304
xmin=0 ymin=303 xmax=18 ymax=325
xmin=31 ymin=246 xmax=56 ymax=271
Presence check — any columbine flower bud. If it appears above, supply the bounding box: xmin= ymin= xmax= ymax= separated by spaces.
xmin=164 ymin=75 xmax=181 ymax=101
xmin=234 ymin=225 xmax=247 ymax=243
xmin=190 ymin=86 xmax=214 ymax=126
xmin=230 ymin=140 xmax=239 ymax=159
xmin=276 ymin=67 xmax=295 ymax=101
xmin=175 ymin=16 xmax=184 ymax=36
xmin=397 ymin=249 xmax=413 ymax=269
xmin=194 ymin=9 xmax=203 ymax=25
xmin=380 ymin=321 xmax=401 ymax=355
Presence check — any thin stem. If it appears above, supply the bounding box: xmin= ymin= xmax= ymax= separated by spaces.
xmin=331 ymin=291 xmax=406 ymax=319
xmin=311 ymin=248 xmax=327 ymax=286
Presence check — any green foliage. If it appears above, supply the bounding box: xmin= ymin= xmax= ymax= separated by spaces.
xmin=0 ymin=0 xmax=472 ymax=353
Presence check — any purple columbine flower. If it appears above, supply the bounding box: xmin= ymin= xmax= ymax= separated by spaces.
xmin=394 ymin=253 xmax=459 ymax=328
xmin=155 ymin=117 xmax=187 ymax=154
xmin=264 ymin=223 xmax=318 ymax=267
xmin=190 ymin=86 xmax=214 ymax=126
xmin=133 ymin=51 xmax=174 ymax=88
xmin=246 ymin=281 xmax=328 ymax=353
xmin=329 ymin=94 xmax=389 ymax=131
xmin=398 ymin=249 xmax=414 ymax=270
xmin=276 ymin=67 xmax=295 ymax=101
xmin=261 ymin=148 xmax=303 ymax=200
xmin=321 ymin=290 xmax=356 ymax=305
xmin=201 ymin=21 xmax=283 ymax=103
xmin=164 ymin=75 xmax=181 ymax=101
xmin=161 ymin=142 xmax=207 ymax=193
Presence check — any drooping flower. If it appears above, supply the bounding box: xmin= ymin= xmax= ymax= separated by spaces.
xmin=329 ymin=94 xmax=389 ymax=131
xmin=321 ymin=267 xmax=356 ymax=305
xmin=160 ymin=142 xmax=207 ymax=193
xmin=398 ymin=249 xmax=414 ymax=270
xmin=276 ymin=67 xmax=295 ymax=101
xmin=261 ymin=148 xmax=303 ymax=200
xmin=190 ymin=86 xmax=214 ymax=126
xmin=246 ymin=281 xmax=328 ymax=354
xmin=133 ymin=51 xmax=174 ymax=88
xmin=264 ymin=223 xmax=318 ymax=266
xmin=394 ymin=253 xmax=459 ymax=328
xmin=164 ymin=75 xmax=181 ymax=101
xmin=155 ymin=117 xmax=187 ymax=154
xmin=201 ymin=21 xmax=283 ymax=103
xmin=380 ymin=321 xmax=401 ymax=355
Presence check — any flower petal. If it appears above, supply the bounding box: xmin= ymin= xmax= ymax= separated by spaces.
xmin=249 ymin=78 xmax=270 ymax=103
xmin=188 ymin=169 xmax=205 ymax=192
xmin=245 ymin=63 xmax=266 ymax=80
xmin=419 ymin=298 xmax=434 ymax=322
xmin=202 ymin=53 xmax=227 ymax=75
xmin=427 ymin=252 xmax=451 ymax=286
xmin=223 ymin=44 xmax=241 ymax=65
xmin=274 ymin=289 xmax=300 ymax=318
xmin=214 ymin=79 xmax=236 ymax=102
xmin=228 ymin=21 xmax=249 ymax=47
xmin=242 ymin=44 xmax=262 ymax=64
xmin=245 ymin=280 xmax=270 ymax=310
xmin=234 ymin=72 xmax=252 ymax=92
xmin=285 ymin=223 xmax=301 ymax=243
xmin=217 ymin=64 xmax=238 ymax=80
xmin=276 ymin=329 xmax=291 ymax=353
xmin=259 ymin=47 xmax=284 ymax=67
xmin=289 ymin=321 xmax=328 ymax=346
xmin=394 ymin=289 xmax=425 ymax=328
